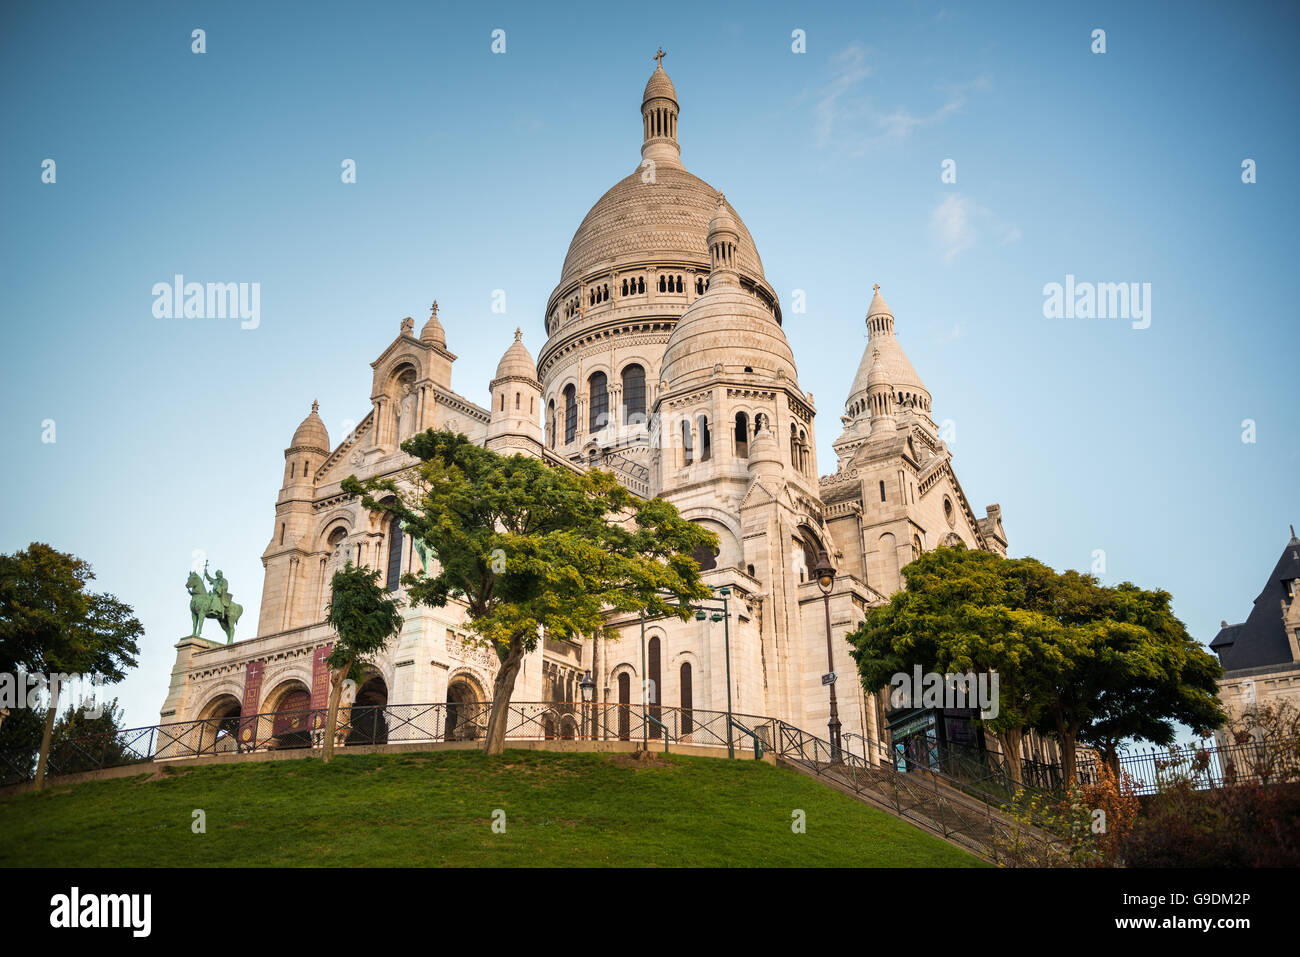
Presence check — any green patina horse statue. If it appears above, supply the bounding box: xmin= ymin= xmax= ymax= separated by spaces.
xmin=186 ymin=570 xmax=242 ymax=644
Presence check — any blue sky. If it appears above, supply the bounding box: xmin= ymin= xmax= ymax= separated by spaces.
xmin=2 ymin=0 xmax=1297 ymax=729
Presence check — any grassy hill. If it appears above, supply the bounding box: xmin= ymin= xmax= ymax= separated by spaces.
xmin=0 ymin=749 xmax=985 ymax=867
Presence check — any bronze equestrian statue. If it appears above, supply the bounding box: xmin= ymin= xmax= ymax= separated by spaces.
xmin=186 ymin=560 xmax=243 ymax=643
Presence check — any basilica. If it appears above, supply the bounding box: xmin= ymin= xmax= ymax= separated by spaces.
xmin=158 ymin=57 xmax=1009 ymax=762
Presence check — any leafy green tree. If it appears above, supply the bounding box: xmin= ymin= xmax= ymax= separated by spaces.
xmin=850 ymin=545 xmax=1224 ymax=789
xmin=0 ymin=698 xmax=45 ymax=783
xmin=0 ymin=543 xmax=142 ymax=789
xmin=850 ymin=546 xmax=1061 ymax=786
xmin=343 ymin=430 xmax=715 ymax=755
xmin=1076 ymin=583 xmax=1224 ymax=777
xmin=47 ymin=698 xmax=138 ymax=776
xmin=322 ymin=562 xmax=404 ymax=763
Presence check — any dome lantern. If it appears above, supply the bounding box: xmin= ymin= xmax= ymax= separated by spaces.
xmin=641 ymin=49 xmax=681 ymax=168
xmin=706 ymin=192 xmax=741 ymax=287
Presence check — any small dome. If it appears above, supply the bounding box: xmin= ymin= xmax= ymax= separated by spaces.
xmin=660 ymin=287 xmax=796 ymax=390
xmin=708 ymin=193 xmax=739 ymax=238
xmin=290 ymin=400 xmax=330 ymax=452
xmin=643 ymin=64 xmax=677 ymax=104
xmin=494 ymin=328 xmax=537 ymax=381
xmin=421 ymin=301 xmax=446 ymax=348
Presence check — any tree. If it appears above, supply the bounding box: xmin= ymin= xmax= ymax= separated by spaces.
xmin=322 ymin=562 xmax=403 ymax=763
xmin=849 ymin=544 xmax=1226 ymax=790
xmin=0 ymin=543 xmax=142 ymax=789
xmin=343 ymin=430 xmax=715 ymax=756
xmin=47 ymin=698 xmax=136 ymax=776
xmin=1073 ymin=583 xmax=1224 ymax=781
xmin=849 ymin=545 xmax=1061 ymax=787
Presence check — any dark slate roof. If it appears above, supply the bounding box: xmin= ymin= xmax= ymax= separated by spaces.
xmin=1213 ymin=533 xmax=1300 ymax=673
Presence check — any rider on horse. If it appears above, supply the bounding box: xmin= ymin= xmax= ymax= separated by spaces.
xmin=205 ymin=562 xmax=233 ymax=619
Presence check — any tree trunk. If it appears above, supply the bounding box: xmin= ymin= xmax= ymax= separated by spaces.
xmin=483 ymin=639 xmax=526 ymax=756
xmin=323 ymin=661 xmax=351 ymax=764
xmin=1100 ymin=744 xmax=1121 ymax=781
xmin=996 ymin=726 xmax=1025 ymax=788
xmin=34 ymin=680 xmax=60 ymax=791
xmin=1059 ymin=725 xmax=1079 ymax=789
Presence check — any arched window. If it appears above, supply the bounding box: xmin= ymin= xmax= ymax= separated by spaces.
xmin=658 ymin=275 xmax=666 ymax=293
xmin=879 ymin=480 xmax=887 ymax=502
xmin=698 ymin=415 xmax=711 ymax=462
xmin=621 ymin=364 xmax=646 ymax=426
xmin=617 ymin=673 xmax=631 ymax=741
xmin=622 ymin=279 xmax=628 ymax=296
xmin=547 ymin=399 xmax=556 ymax=448
xmin=680 ymin=662 xmax=693 ymax=735
xmin=690 ymin=538 xmax=718 ymax=571
xmin=588 ymin=372 xmax=608 ymax=432
xmin=734 ymin=412 xmax=749 ymax=457
xmin=675 ymin=275 xmax=683 ymax=293
xmin=682 ymin=419 xmax=693 ymax=466
xmin=696 ymin=277 xmax=704 ymax=294
xmin=563 ymin=384 xmax=577 ymax=444
xmin=515 ymin=392 xmax=520 ymax=410
xmin=637 ymin=277 xmax=645 ymax=294
xmin=648 ymin=636 xmax=662 ymax=739
xmin=385 ymin=515 xmax=403 ymax=592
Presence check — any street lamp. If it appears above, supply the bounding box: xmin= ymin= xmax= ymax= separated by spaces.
xmin=813 ymin=549 xmax=842 ymax=764
xmin=579 ymin=670 xmax=595 ymax=739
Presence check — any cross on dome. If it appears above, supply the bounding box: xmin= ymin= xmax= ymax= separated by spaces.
xmin=653 ymin=48 xmax=666 ymax=68
xmin=430 ymin=301 xmax=438 ymax=317
xmin=311 ymin=399 xmax=319 ymax=414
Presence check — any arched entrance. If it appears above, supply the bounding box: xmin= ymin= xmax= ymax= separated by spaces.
xmin=445 ymin=676 xmax=484 ymax=741
xmin=346 ymin=672 xmax=389 ymax=746
xmin=269 ymin=683 xmax=312 ymax=750
xmin=196 ymin=694 xmax=242 ymax=754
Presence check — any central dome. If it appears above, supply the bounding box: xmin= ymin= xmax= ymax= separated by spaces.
xmin=558 ymin=164 xmax=766 ymax=288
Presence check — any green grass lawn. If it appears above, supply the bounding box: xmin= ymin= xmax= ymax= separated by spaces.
xmin=0 ymin=749 xmax=985 ymax=867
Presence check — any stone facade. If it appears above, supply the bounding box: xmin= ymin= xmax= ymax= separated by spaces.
xmin=158 ymin=59 xmax=1009 ymax=763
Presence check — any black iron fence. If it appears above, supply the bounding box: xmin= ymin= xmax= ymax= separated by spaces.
xmin=6 ymin=700 xmax=1296 ymax=808
xmin=0 ymin=700 xmax=781 ymax=786
xmin=1077 ymin=737 xmax=1300 ymax=795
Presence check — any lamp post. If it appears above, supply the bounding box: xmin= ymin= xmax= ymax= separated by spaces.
xmin=813 ymin=550 xmax=841 ymax=764
xmin=696 ymin=586 xmax=732 ymax=758
xmin=635 ymin=588 xmax=732 ymax=756
xmin=579 ymin=669 xmax=595 ymax=740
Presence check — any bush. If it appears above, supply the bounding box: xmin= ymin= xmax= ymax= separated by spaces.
xmin=1125 ymin=780 xmax=1300 ymax=867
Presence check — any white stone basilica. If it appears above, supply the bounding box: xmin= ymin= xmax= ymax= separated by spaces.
xmin=158 ymin=58 xmax=1008 ymax=758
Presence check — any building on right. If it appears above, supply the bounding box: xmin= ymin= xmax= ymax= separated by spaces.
xmin=1210 ymin=526 xmax=1300 ymax=747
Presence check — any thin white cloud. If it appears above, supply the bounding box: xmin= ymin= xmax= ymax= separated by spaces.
xmin=815 ymin=45 xmax=989 ymax=154
xmin=931 ymin=194 xmax=1020 ymax=261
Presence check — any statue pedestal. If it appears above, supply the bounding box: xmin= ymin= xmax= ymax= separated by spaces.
xmin=157 ymin=634 xmax=225 ymax=726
